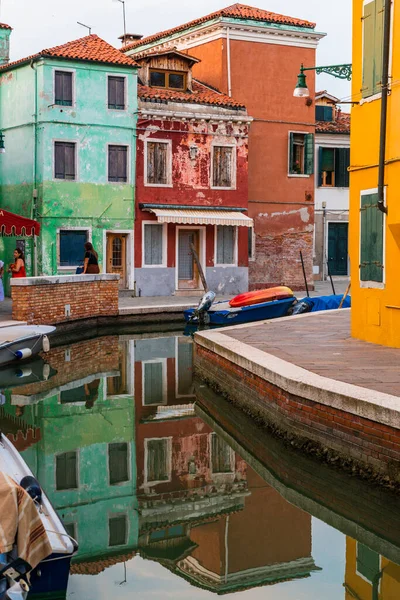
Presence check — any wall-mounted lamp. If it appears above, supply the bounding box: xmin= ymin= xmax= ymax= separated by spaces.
xmin=0 ymin=132 xmax=5 ymax=154
xmin=293 ymin=63 xmax=352 ymax=98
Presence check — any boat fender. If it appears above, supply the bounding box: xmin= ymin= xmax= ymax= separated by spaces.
xmin=15 ymin=369 xmax=32 ymax=378
xmin=43 ymin=363 xmax=50 ymax=380
xmin=15 ymin=349 xmax=32 ymax=361
xmin=19 ymin=476 xmax=42 ymax=504
xmin=42 ymin=335 xmax=50 ymax=353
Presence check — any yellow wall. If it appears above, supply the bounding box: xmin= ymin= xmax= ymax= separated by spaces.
xmin=345 ymin=538 xmax=400 ymax=599
xmin=351 ymin=0 xmax=400 ymax=347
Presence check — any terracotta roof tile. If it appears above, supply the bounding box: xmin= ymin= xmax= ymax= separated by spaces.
xmin=138 ymin=79 xmax=246 ymax=110
xmin=0 ymin=23 xmax=12 ymax=30
xmin=316 ymin=111 xmax=350 ymax=134
xmin=0 ymin=34 xmax=137 ymax=72
xmin=123 ymin=2 xmax=316 ymax=52
xmin=71 ymin=552 xmax=136 ymax=576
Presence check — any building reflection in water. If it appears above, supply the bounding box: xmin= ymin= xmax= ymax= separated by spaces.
xmin=4 ymin=332 xmax=378 ymax=595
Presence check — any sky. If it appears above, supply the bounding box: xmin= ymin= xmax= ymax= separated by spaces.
xmin=0 ymin=0 xmax=352 ymax=101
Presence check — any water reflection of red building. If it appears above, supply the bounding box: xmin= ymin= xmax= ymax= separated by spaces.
xmin=135 ymin=335 xmax=319 ymax=593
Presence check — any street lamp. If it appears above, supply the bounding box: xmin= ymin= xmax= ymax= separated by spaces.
xmin=293 ymin=63 xmax=352 ymax=98
xmin=0 ymin=131 xmax=5 ymax=154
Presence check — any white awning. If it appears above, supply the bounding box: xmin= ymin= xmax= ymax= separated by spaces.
xmin=149 ymin=208 xmax=253 ymax=227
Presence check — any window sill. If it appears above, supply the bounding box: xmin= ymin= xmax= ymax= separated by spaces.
xmin=359 ymin=92 xmax=382 ymax=105
xmin=359 ymin=280 xmax=385 ymax=289
xmin=210 ymin=185 xmax=236 ymax=191
xmin=214 ymin=263 xmax=238 ymax=268
xmin=141 ymin=264 xmax=167 ymax=269
xmin=144 ymin=183 xmax=173 ymax=188
xmin=288 ymin=174 xmax=311 ymax=178
xmin=108 ymin=107 xmax=127 ymax=112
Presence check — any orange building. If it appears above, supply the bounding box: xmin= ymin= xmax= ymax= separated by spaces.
xmin=123 ymin=4 xmax=325 ymax=289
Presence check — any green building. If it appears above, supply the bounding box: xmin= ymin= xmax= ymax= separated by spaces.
xmin=0 ymin=28 xmax=138 ymax=291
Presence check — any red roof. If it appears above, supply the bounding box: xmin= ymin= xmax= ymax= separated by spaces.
xmin=0 ymin=209 xmax=40 ymax=237
xmin=123 ymin=3 xmax=316 ymax=52
xmin=316 ymin=111 xmax=350 ymax=134
xmin=0 ymin=23 xmax=12 ymax=30
xmin=138 ymin=79 xmax=246 ymax=110
xmin=0 ymin=34 xmax=137 ymax=72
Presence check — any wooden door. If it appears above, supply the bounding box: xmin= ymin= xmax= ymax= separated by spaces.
xmin=178 ymin=230 xmax=200 ymax=290
xmin=107 ymin=233 xmax=127 ymax=289
xmin=328 ymin=223 xmax=348 ymax=276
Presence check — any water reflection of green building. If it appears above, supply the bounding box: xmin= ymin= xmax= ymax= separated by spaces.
xmin=17 ymin=378 xmax=139 ymax=567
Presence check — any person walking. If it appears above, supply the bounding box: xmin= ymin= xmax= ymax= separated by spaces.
xmin=9 ymin=248 xmax=26 ymax=278
xmin=82 ymin=242 xmax=100 ymax=274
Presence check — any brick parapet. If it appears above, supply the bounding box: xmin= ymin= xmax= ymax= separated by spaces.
xmin=11 ymin=275 xmax=119 ymax=325
xmin=194 ymin=332 xmax=400 ymax=482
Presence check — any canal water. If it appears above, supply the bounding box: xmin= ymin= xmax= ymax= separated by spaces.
xmin=1 ymin=331 xmax=399 ymax=599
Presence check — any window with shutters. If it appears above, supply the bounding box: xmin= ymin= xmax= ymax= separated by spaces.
xmin=143 ymin=223 xmax=165 ymax=266
xmin=211 ymin=434 xmax=234 ymax=474
xmin=108 ymin=443 xmax=130 ymax=485
xmin=288 ymin=132 xmax=314 ymax=175
xmin=108 ymin=75 xmax=126 ymax=110
xmin=108 ymin=515 xmax=127 ymax=547
xmin=54 ymin=70 xmax=73 ymax=106
xmin=315 ymin=105 xmax=334 ymax=122
xmin=142 ymin=360 xmax=167 ymax=405
xmin=145 ymin=139 xmax=172 ymax=186
xmin=356 ymin=542 xmax=381 ymax=584
xmin=362 ymin=0 xmax=384 ymax=99
xmin=54 ymin=141 xmax=76 ymax=180
xmin=108 ymin=145 xmax=128 ymax=183
xmin=216 ymin=225 xmax=236 ymax=265
xmin=318 ymin=147 xmax=350 ymax=187
xmin=212 ymin=145 xmax=235 ymax=188
xmin=360 ymin=191 xmax=384 ymax=283
xmin=59 ymin=229 xmax=89 ymax=266
xmin=56 ymin=451 xmax=78 ymax=490
xmin=145 ymin=438 xmax=171 ymax=484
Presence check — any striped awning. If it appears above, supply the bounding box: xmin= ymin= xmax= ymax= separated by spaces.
xmin=149 ymin=208 xmax=253 ymax=227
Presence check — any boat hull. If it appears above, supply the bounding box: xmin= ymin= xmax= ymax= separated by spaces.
xmin=28 ymin=553 xmax=72 ymax=599
xmin=0 ymin=326 xmax=55 ymax=367
xmin=229 ymin=286 xmax=293 ymax=308
xmin=184 ymin=297 xmax=296 ymax=326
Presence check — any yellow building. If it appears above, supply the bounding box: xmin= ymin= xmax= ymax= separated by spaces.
xmin=345 ymin=537 xmax=400 ymax=599
xmin=350 ymin=0 xmax=400 ymax=347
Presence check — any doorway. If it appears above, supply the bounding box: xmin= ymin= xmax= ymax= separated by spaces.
xmin=106 ymin=233 xmax=127 ymax=289
xmin=328 ymin=222 xmax=348 ymax=276
xmin=177 ymin=229 xmax=201 ymax=290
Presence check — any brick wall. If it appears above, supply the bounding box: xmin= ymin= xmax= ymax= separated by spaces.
xmin=195 ymin=346 xmax=400 ymax=483
xmin=11 ymin=274 xmax=119 ymax=325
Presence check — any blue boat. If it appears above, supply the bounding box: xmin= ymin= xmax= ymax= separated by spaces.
xmin=184 ymin=296 xmax=296 ymax=327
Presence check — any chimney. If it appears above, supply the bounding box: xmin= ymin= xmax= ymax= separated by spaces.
xmin=0 ymin=24 xmax=12 ymax=66
xmin=118 ymin=33 xmax=143 ymax=47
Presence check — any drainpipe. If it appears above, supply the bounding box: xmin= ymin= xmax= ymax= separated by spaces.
xmin=377 ymin=0 xmax=392 ymax=215
xmin=31 ymin=59 xmax=39 ymax=275
xmin=322 ymin=201 xmax=327 ymax=281
xmin=226 ymin=27 xmax=232 ymax=97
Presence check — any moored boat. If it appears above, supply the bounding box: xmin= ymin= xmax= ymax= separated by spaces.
xmin=0 ymin=326 xmax=55 ymax=368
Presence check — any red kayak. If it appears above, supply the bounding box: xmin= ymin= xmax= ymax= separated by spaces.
xmin=229 ymin=286 xmax=294 ymax=308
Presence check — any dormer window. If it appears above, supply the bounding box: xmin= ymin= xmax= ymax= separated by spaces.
xmin=150 ymin=69 xmax=186 ymax=90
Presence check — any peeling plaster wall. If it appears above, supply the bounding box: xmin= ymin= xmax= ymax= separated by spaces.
xmin=0 ymin=59 xmax=138 ymax=283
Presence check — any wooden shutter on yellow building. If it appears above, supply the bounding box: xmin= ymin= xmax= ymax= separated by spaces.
xmin=362 ymin=0 xmax=375 ymax=98
xmin=360 ymin=193 xmax=384 ymax=282
xmin=374 ymin=0 xmax=384 ymax=95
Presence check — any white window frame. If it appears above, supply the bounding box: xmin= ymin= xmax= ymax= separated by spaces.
xmin=53 ymin=67 xmax=76 ymax=108
xmin=214 ymin=225 xmax=238 ymax=266
xmin=287 ymin=131 xmax=311 ymax=178
xmin=53 ymin=139 xmax=79 ymax=182
xmin=144 ymin=437 xmax=172 ymax=487
xmin=144 ymin=138 xmax=173 ymax=187
xmin=106 ymin=73 xmax=128 ymax=112
xmin=57 ymin=226 xmax=91 ymax=271
xmin=248 ymin=226 xmax=256 ymax=262
xmin=54 ymin=449 xmax=80 ymax=491
xmin=210 ymin=143 xmax=237 ymax=190
xmin=141 ymin=358 xmax=168 ymax=406
xmin=359 ymin=188 xmax=386 ymax=289
xmin=142 ymin=221 xmax=167 ymax=268
xmin=107 ymin=441 xmax=131 ymax=487
xmin=106 ymin=143 xmax=131 ymax=185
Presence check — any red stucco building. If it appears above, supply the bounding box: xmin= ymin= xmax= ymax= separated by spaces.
xmin=124 ymin=3 xmax=325 ymax=291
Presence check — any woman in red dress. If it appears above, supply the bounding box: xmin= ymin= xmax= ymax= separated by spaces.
xmin=9 ymin=248 xmax=26 ymax=278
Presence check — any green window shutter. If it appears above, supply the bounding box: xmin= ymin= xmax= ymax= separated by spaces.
xmin=357 ymin=543 xmax=380 ymax=583
xmin=374 ymin=0 xmax=384 ymax=94
xmin=305 ymin=133 xmax=314 ymax=175
xmin=335 ymin=148 xmax=350 ymax=187
xmin=362 ymin=1 xmax=376 ymax=98
xmin=360 ymin=193 xmax=384 ymax=282
xmin=318 ymin=146 xmax=324 ymax=187
xmin=289 ymin=132 xmax=294 ymax=173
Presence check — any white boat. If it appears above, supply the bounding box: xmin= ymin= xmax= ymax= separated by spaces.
xmin=0 ymin=432 xmax=76 ymax=598
xmin=0 ymin=326 xmax=55 ymax=368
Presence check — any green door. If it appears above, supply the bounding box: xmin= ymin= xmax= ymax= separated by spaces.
xmin=328 ymin=223 xmax=348 ymax=276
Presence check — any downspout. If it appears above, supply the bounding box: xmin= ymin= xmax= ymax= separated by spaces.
xmin=226 ymin=27 xmax=232 ymax=97
xmin=377 ymin=0 xmax=392 ymax=215
xmin=31 ymin=59 xmax=39 ymax=274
